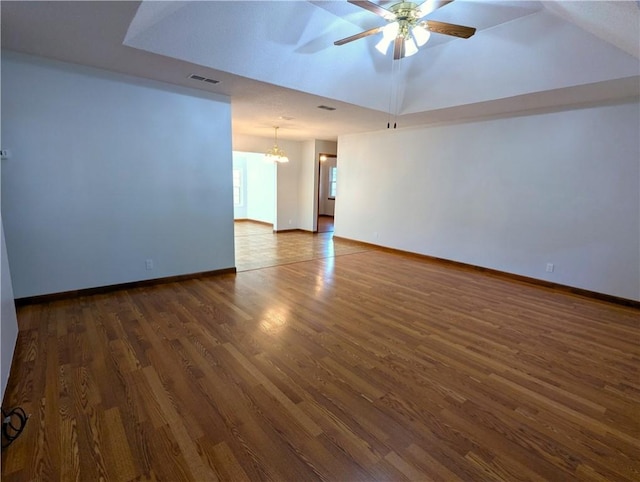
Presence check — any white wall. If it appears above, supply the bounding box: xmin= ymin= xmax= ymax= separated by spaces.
xmin=299 ymin=140 xmax=318 ymax=232
xmin=274 ymin=152 xmax=301 ymax=231
xmin=232 ymin=155 xmax=247 ymax=220
xmin=233 ymin=152 xmax=275 ymax=224
xmin=233 ymin=134 xmax=304 ymax=231
xmin=247 ymin=156 xmax=275 ymax=224
xmin=1 ymin=218 xmax=19 ymax=401
xmin=336 ymin=102 xmax=640 ymax=301
xmin=1 ymin=52 xmax=235 ymax=298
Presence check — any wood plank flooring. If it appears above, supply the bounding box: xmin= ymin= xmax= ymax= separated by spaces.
xmin=234 ymin=220 xmax=365 ymax=272
xmin=317 ymin=216 xmax=334 ymax=233
xmin=2 ymin=248 xmax=639 ymax=481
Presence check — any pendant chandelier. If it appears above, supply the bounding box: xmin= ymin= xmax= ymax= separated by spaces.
xmin=265 ymin=126 xmax=289 ymax=163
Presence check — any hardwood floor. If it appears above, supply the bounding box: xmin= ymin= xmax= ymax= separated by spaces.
xmin=2 ymin=248 xmax=639 ymax=481
xmin=317 ymin=216 xmax=334 ymax=233
xmin=234 ymin=220 xmax=364 ymax=272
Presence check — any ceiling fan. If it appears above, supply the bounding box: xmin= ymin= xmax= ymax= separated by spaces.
xmin=334 ymin=0 xmax=476 ymax=60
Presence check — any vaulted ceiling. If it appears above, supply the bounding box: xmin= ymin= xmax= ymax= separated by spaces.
xmin=2 ymin=1 xmax=639 ymax=141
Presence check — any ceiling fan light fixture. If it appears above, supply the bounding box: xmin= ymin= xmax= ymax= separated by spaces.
xmin=265 ymin=126 xmax=289 ymax=163
xmin=375 ymin=37 xmax=393 ymax=55
xmin=376 ymin=22 xmax=399 ymax=54
xmin=335 ymin=0 xmax=476 ymax=60
xmin=404 ymin=36 xmax=419 ymax=56
xmin=412 ymin=24 xmax=431 ymax=46
xmin=382 ymin=21 xmax=400 ymax=39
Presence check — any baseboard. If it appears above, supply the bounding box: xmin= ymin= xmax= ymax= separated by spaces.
xmin=14 ymin=267 xmax=237 ymax=306
xmin=234 ymin=219 xmax=273 ymax=226
xmin=332 ymin=236 xmax=640 ymax=308
xmin=236 ymin=220 xmax=309 ymax=234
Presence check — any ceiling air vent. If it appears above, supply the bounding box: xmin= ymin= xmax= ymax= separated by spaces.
xmin=317 ymin=105 xmax=336 ymax=111
xmin=189 ymin=74 xmax=220 ymax=85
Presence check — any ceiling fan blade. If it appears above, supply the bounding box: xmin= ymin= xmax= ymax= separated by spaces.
xmin=334 ymin=26 xmax=384 ymax=46
xmin=417 ymin=0 xmax=453 ymax=18
xmin=393 ymin=37 xmax=405 ymax=60
xmin=422 ymin=19 xmax=476 ymax=38
xmin=348 ymin=0 xmax=395 ymax=20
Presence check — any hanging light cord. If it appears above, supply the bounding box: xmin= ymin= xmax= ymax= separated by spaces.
xmin=2 ymin=406 xmax=29 ymax=449
xmin=394 ymin=58 xmax=404 ymax=129
xmin=387 ymin=55 xmax=399 ymax=128
xmin=393 ymin=59 xmax=402 ymax=129
xmin=387 ymin=53 xmax=395 ymax=128
xmin=387 ymin=56 xmax=403 ymax=129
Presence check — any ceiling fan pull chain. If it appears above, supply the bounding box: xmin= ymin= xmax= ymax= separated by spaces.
xmin=387 ymin=54 xmax=395 ymax=129
xmin=393 ymin=58 xmax=403 ymax=129
xmin=388 ymin=54 xmax=400 ymax=129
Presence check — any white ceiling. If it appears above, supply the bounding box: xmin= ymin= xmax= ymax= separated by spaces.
xmin=2 ymin=1 xmax=639 ymax=141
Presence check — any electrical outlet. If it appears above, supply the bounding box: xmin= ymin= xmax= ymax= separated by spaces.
xmin=546 ymin=263 xmax=554 ymax=273
xmin=0 ymin=149 xmax=10 ymax=160
xmin=145 ymin=259 xmax=154 ymax=270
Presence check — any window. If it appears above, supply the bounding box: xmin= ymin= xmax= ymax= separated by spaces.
xmin=329 ymin=166 xmax=337 ymax=199
xmin=232 ymin=169 xmax=242 ymax=206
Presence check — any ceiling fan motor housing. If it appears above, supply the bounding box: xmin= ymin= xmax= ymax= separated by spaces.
xmin=390 ymin=2 xmax=421 ymax=38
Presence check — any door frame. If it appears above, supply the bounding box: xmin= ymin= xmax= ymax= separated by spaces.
xmin=316 ymin=153 xmax=337 ymax=233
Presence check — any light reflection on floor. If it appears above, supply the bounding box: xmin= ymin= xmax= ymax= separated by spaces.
xmin=314 ymin=255 xmax=335 ymax=297
xmin=259 ymin=304 xmax=290 ymax=335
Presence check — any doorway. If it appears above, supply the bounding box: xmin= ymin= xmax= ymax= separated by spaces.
xmin=232 ymin=151 xmax=276 ymax=225
xmin=317 ymin=153 xmax=337 ymax=233
xmin=233 ymin=151 xmax=277 ymax=270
